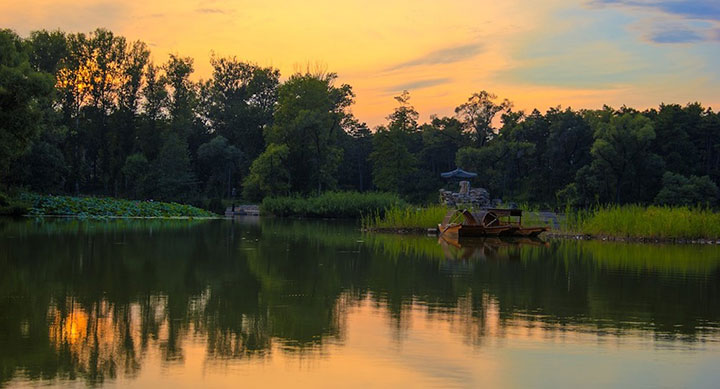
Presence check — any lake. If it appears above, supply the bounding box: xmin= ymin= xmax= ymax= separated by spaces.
xmin=1 ymin=217 xmax=719 ymax=388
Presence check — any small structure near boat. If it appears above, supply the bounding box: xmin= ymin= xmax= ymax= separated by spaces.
xmin=438 ymin=208 xmax=548 ymax=238
xmin=437 ymin=168 xmax=548 ymax=238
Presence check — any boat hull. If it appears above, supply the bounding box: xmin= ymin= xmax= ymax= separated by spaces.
xmin=439 ymin=224 xmax=514 ymax=237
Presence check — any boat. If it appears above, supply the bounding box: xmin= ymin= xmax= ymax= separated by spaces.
xmin=438 ymin=208 xmax=548 ymax=238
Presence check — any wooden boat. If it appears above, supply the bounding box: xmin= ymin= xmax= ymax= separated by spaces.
xmin=438 ymin=208 xmax=548 ymax=238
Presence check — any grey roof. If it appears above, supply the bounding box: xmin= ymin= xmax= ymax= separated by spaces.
xmin=441 ymin=168 xmax=478 ymax=179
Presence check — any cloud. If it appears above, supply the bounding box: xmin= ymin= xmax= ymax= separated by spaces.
xmin=384 ymin=78 xmax=452 ymax=93
xmin=196 ymin=8 xmax=227 ymax=14
xmin=648 ymin=28 xmax=703 ymax=43
xmin=590 ymin=0 xmax=720 ymax=21
xmin=589 ymin=0 xmax=720 ymax=43
xmin=387 ymin=43 xmax=482 ymax=71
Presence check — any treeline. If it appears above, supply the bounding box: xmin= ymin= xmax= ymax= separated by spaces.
xmin=2 ymin=27 xmax=719 ymax=208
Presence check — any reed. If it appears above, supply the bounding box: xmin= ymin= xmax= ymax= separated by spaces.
xmin=579 ymin=204 xmax=720 ymax=239
xmin=361 ymin=204 xmax=448 ymax=230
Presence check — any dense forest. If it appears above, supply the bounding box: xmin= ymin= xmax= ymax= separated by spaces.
xmin=2 ymin=28 xmax=719 ymax=209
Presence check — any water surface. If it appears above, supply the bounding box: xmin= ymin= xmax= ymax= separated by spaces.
xmin=1 ymin=217 xmax=719 ymax=388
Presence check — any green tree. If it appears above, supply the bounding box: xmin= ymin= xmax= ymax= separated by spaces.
xmin=197 ymin=136 xmax=243 ymax=198
xmin=12 ymin=141 xmax=68 ymax=192
xmin=149 ymin=134 xmax=196 ymax=202
xmin=138 ymin=62 xmax=168 ymax=160
xmin=654 ymin=172 xmax=718 ymax=206
xmin=0 ymin=29 xmax=54 ymax=183
xmin=456 ymin=140 xmax=535 ymax=200
xmin=337 ymin=117 xmax=373 ymax=191
xmin=454 ymin=91 xmax=512 ymax=147
xmin=265 ymin=71 xmax=353 ymax=194
xmin=370 ymin=91 xmax=420 ymax=196
xmin=203 ymin=57 xmax=279 ymax=168
xmin=164 ymin=55 xmax=196 ymax=141
xmin=242 ymin=144 xmax=290 ymax=201
xmin=585 ymin=109 xmax=663 ymax=203
xmin=26 ymin=29 xmax=68 ymax=74
xmin=122 ymin=153 xmax=150 ymax=198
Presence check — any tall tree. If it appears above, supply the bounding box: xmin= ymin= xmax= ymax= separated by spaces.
xmin=585 ymin=109 xmax=662 ymax=203
xmin=370 ymin=91 xmax=420 ymax=196
xmin=203 ymin=57 xmax=279 ymax=169
xmin=138 ymin=62 xmax=168 ymax=160
xmin=454 ymin=91 xmax=512 ymax=147
xmin=337 ymin=116 xmax=373 ymax=191
xmin=164 ymin=54 xmax=196 ymax=141
xmin=264 ymin=71 xmax=353 ymax=194
xmin=0 ymin=29 xmax=54 ymax=183
xmin=197 ymin=136 xmax=243 ymax=198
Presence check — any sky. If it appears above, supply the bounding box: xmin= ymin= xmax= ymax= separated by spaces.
xmin=1 ymin=0 xmax=719 ymax=127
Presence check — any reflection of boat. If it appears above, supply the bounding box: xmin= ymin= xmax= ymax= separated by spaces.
xmin=438 ymin=209 xmax=548 ymax=238
xmin=438 ymin=234 xmax=549 ymax=261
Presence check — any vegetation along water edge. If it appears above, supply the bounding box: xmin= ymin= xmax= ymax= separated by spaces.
xmin=11 ymin=193 xmax=217 ymax=218
xmin=363 ymin=204 xmax=720 ymax=243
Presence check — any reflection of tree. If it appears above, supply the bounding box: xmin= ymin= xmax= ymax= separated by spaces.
xmin=1 ymin=218 xmax=720 ymax=385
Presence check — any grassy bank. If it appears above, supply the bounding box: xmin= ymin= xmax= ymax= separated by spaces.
xmin=261 ymin=191 xmax=405 ymax=218
xmin=19 ymin=194 xmax=216 ymax=218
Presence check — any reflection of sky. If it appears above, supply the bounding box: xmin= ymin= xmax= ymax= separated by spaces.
xmin=1 ymin=1 xmax=718 ymax=125
xmin=23 ymin=297 xmax=720 ymax=388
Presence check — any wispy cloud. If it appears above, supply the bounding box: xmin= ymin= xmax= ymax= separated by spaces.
xmin=196 ymin=8 xmax=227 ymax=14
xmin=590 ymin=0 xmax=720 ymax=21
xmin=648 ymin=28 xmax=703 ymax=43
xmin=589 ymin=0 xmax=720 ymax=43
xmin=384 ymin=78 xmax=452 ymax=93
xmin=387 ymin=43 xmax=482 ymax=71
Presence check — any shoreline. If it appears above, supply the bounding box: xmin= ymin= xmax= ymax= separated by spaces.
xmin=365 ymin=227 xmax=720 ymax=245
xmin=4 ymin=215 xmax=223 ymax=220
xmin=543 ymin=232 xmax=720 ymax=245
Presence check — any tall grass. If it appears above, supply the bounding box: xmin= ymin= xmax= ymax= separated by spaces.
xmin=580 ymin=204 xmax=720 ymax=239
xmin=361 ymin=204 xmax=447 ymax=230
xmin=261 ymin=191 xmax=405 ymax=218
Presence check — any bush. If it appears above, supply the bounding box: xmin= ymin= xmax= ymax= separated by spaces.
xmin=0 ymin=192 xmax=30 ymax=216
xmin=206 ymin=198 xmax=226 ymax=215
xmin=261 ymin=191 xmax=405 ymax=218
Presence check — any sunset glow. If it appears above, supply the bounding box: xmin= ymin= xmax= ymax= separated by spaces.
xmin=3 ymin=0 xmax=718 ymax=126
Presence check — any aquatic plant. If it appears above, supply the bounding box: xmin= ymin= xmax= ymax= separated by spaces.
xmin=20 ymin=193 xmax=216 ymax=218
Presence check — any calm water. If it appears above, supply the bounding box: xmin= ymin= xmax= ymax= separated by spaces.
xmin=1 ymin=217 xmax=720 ymax=388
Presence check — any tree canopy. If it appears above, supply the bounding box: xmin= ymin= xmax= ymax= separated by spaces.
xmin=2 ymin=27 xmax=720 ymax=209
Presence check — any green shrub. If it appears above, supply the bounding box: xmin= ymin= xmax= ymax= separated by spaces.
xmin=261 ymin=191 xmax=405 ymax=218
xmin=206 ymin=198 xmax=226 ymax=215
xmin=0 ymin=192 xmax=30 ymax=216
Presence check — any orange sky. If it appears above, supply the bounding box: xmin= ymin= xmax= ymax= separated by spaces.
xmin=2 ymin=0 xmax=719 ymax=127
